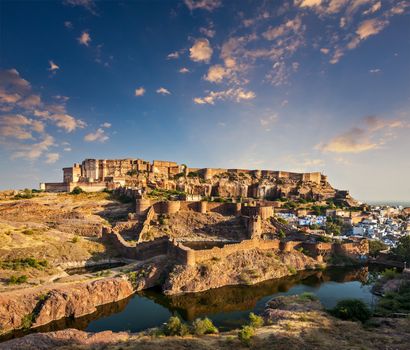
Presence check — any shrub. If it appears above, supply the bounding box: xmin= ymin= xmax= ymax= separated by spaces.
xmin=278 ymin=229 xmax=286 ymax=239
xmin=287 ymin=266 xmax=297 ymax=275
xmin=249 ymin=312 xmax=264 ymax=328
xmin=238 ymin=325 xmax=255 ymax=346
xmin=299 ymin=292 xmax=318 ymax=301
xmin=330 ymin=299 xmax=371 ymax=322
xmin=71 ymin=236 xmax=80 ymax=243
xmin=70 ymin=186 xmax=84 ymax=195
xmin=14 ymin=189 xmax=35 ymax=200
xmin=368 ymin=240 xmax=388 ymax=257
xmin=192 ymin=317 xmax=218 ymax=335
xmin=21 ymin=313 xmax=34 ymax=329
xmin=8 ymin=274 xmax=28 ymax=285
xmin=380 ymin=268 xmax=398 ymax=280
xmin=163 ymin=316 xmax=189 ymax=336
xmin=0 ymin=258 xmax=48 ymax=270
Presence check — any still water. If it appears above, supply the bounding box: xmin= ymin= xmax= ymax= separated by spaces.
xmin=0 ymin=266 xmax=379 ymax=342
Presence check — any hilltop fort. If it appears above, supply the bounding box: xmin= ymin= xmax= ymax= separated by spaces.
xmin=41 ymin=157 xmax=357 ymax=206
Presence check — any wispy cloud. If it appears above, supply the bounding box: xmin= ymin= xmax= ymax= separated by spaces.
xmin=194 ymin=88 xmax=255 ymax=105
xmin=0 ymin=68 xmax=88 ymax=162
xmin=84 ymin=128 xmax=109 ymax=142
xmin=45 ymin=152 xmax=60 ymax=164
xmin=48 ymin=60 xmax=60 ymax=72
xmin=156 ymin=87 xmax=171 ymax=95
xmin=179 ymin=67 xmax=190 ymax=74
xmin=184 ymin=0 xmax=221 ymax=12
xmin=64 ymin=0 xmax=98 ymax=16
xmin=316 ymin=116 xmax=405 ymax=153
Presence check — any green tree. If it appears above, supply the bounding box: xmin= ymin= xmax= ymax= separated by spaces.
xmin=330 ymin=299 xmax=371 ymax=322
xmin=325 ymin=221 xmax=341 ymax=236
xmin=368 ymin=240 xmax=388 ymax=257
xmin=392 ymin=236 xmax=410 ymax=262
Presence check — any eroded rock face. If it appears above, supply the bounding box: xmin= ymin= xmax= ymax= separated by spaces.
xmin=0 ymin=261 xmax=165 ymax=335
xmin=33 ymin=277 xmax=134 ymax=327
xmin=0 ymin=277 xmax=133 ymax=335
xmin=163 ymin=249 xmax=318 ymax=295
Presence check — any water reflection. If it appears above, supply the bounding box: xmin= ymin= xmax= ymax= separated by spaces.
xmin=0 ymin=265 xmax=380 ymax=343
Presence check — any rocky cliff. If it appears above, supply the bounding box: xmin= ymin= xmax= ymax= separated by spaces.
xmin=163 ymin=249 xmax=318 ymax=295
xmin=0 ymin=262 xmax=163 ymax=335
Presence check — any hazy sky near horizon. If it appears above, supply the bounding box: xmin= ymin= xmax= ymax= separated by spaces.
xmin=0 ymin=0 xmax=409 ymax=202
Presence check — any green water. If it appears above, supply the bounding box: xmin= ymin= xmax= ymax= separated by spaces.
xmin=0 ymin=266 xmax=380 ymax=342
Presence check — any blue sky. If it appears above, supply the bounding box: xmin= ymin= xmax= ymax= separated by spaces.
xmin=0 ymin=0 xmax=409 ymax=202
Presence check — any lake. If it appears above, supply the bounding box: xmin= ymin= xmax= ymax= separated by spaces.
xmin=0 ymin=265 xmax=380 ymax=342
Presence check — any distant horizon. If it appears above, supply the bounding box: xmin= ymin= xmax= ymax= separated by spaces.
xmin=1 ymin=0 xmax=409 ymax=201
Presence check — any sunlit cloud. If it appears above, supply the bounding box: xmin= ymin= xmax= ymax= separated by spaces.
xmin=134 ymin=87 xmax=145 ymax=96
xmin=204 ymin=65 xmax=228 ymax=83
xmin=194 ymin=88 xmax=255 ymax=105
xmin=45 ymin=152 xmax=60 ymax=164
xmin=189 ymin=38 xmax=213 ymax=63
xmin=184 ymin=0 xmax=221 ymax=12
xmin=316 ymin=116 xmax=405 ymax=153
xmin=48 ymin=60 xmax=60 ymax=72
xmin=78 ymin=31 xmax=91 ymax=46
xmin=179 ymin=67 xmax=190 ymax=74
xmin=156 ymin=87 xmax=171 ymax=95
xmin=11 ymin=134 xmax=55 ymax=160
xmin=84 ymin=128 xmax=109 ymax=142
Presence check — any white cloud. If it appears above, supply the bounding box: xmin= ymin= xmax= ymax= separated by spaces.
xmin=45 ymin=153 xmax=60 ymax=164
xmin=78 ymin=31 xmax=91 ymax=46
xmin=194 ymin=88 xmax=256 ymax=105
xmin=0 ymin=114 xmax=45 ymax=140
xmin=156 ymin=87 xmax=171 ymax=95
xmin=184 ymin=0 xmax=221 ymax=11
xmin=84 ymin=128 xmax=109 ymax=142
xmin=18 ymin=95 xmax=42 ymax=110
xmin=167 ymin=51 xmax=180 ymax=59
xmin=64 ymin=21 xmax=73 ymax=29
xmin=179 ymin=67 xmax=190 ymax=73
xmin=189 ymin=38 xmax=213 ymax=63
xmin=34 ymin=111 xmax=86 ymax=132
xmin=101 ymin=122 xmax=111 ymax=128
xmin=11 ymin=134 xmax=55 ymax=160
xmin=134 ymin=87 xmax=145 ymax=96
xmin=369 ymin=68 xmax=381 ymax=73
xmin=48 ymin=60 xmax=60 ymax=72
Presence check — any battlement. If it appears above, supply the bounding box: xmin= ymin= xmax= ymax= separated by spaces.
xmin=43 ymin=157 xmax=328 ymax=192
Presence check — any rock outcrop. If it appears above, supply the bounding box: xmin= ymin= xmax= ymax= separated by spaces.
xmin=0 ymin=262 xmax=164 ymax=335
xmin=163 ymin=249 xmax=318 ymax=294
